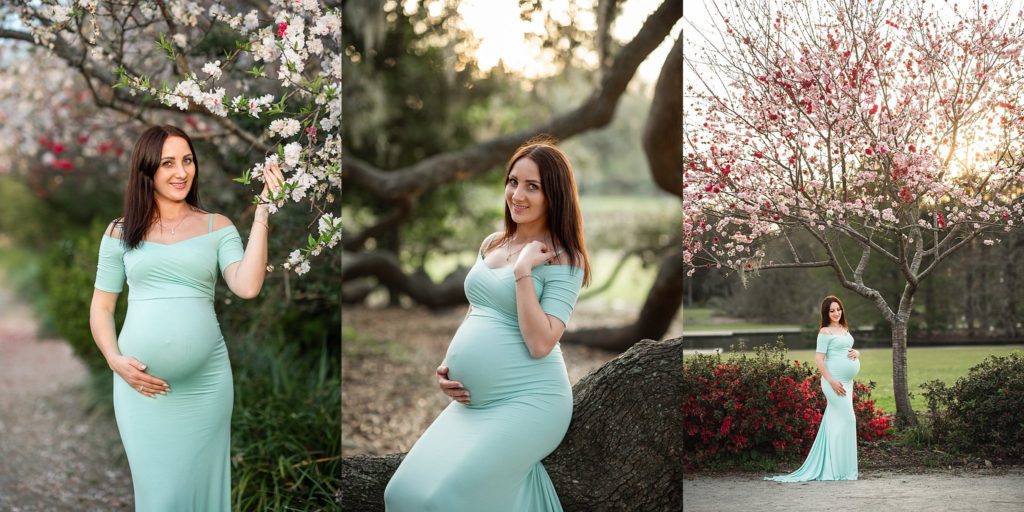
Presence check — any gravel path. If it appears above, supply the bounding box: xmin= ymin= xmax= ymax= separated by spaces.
xmin=0 ymin=286 xmax=133 ymax=510
xmin=684 ymin=468 xmax=1024 ymax=511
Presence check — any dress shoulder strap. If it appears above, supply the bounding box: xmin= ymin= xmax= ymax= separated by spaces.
xmin=208 ymin=213 xmax=214 ymax=233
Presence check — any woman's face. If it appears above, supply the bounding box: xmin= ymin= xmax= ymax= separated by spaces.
xmin=152 ymin=136 xmax=195 ymax=203
xmin=505 ymin=157 xmax=548 ymax=229
xmin=828 ymin=301 xmax=843 ymax=324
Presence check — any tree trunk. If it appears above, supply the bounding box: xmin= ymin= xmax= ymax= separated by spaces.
xmin=341 ymin=338 xmax=684 ymax=511
xmin=890 ymin=320 xmax=918 ymax=426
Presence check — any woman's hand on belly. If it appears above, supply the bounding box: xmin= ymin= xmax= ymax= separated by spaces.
xmin=828 ymin=378 xmax=847 ymax=397
xmin=437 ymin=364 xmax=470 ymax=405
xmin=109 ymin=355 xmax=170 ymax=398
xmin=847 ymin=349 xmax=860 ymax=360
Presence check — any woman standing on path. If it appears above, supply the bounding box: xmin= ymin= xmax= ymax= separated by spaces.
xmin=89 ymin=124 xmax=284 ymax=510
xmin=766 ymin=295 xmax=861 ymax=482
xmin=384 ymin=140 xmax=591 ymax=511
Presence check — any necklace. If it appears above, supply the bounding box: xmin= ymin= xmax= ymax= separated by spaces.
xmin=505 ymin=239 xmax=525 ymax=263
xmin=160 ymin=212 xmax=190 ymax=237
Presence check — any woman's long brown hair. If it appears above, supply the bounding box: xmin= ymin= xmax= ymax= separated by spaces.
xmin=819 ymin=295 xmax=849 ymax=329
xmin=117 ymin=125 xmax=202 ymax=250
xmin=489 ymin=137 xmax=591 ymax=286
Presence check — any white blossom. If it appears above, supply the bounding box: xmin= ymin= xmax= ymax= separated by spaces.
xmin=172 ymin=33 xmax=188 ymax=49
xmin=202 ymin=60 xmax=222 ymax=80
xmin=283 ymin=142 xmax=302 ymax=168
xmin=268 ymin=118 xmax=301 ymax=138
xmin=244 ymin=11 xmax=260 ymax=31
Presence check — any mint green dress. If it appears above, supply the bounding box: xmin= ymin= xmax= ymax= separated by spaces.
xmin=95 ymin=214 xmax=244 ymax=511
xmin=384 ymin=246 xmax=584 ymax=511
xmin=766 ymin=333 xmax=860 ymax=482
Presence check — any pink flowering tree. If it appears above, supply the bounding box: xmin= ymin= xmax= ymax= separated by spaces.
xmin=684 ymin=0 xmax=1024 ymax=425
xmin=0 ymin=0 xmax=340 ymax=274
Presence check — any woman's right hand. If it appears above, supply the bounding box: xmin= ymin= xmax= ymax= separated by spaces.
xmin=436 ymin=365 xmax=470 ymax=405
xmin=109 ymin=355 xmax=170 ymax=398
xmin=829 ymin=379 xmax=847 ymax=397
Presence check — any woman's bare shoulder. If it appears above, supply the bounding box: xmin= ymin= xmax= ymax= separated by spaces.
xmin=104 ymin=218 xmax=124 ymax=239
xmin=480 ymin=231 xmax=502 ymax=256
xmin=211 ymin=213 xmax=234 ymax=231
xmin=818 ymin=327 xmax=849 ymax=335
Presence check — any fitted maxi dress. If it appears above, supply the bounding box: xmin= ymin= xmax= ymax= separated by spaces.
xmin=384 ymin=245 xmax=584 ymax=511
xmin=94 ymin=214 xmax=244 ymax=511
xmin=765 ymin=332 xmax=860 ymax=481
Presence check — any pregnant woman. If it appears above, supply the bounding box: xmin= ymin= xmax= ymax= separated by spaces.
xmin=89 ymin=124 xmax=284 ymax=510
xmin=384 ymin=140 xmax=591 ymax=511
xmin=766 ymin=295 xmax=861 ymax=482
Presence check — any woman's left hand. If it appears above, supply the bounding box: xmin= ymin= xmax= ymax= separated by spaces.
xmin=847 ymin=349 xmax=860 ymax=360
xmin=259 ymin=161 xmax=286 ymax=203
xmin=513 ymin=241 xmax=557 ymax=275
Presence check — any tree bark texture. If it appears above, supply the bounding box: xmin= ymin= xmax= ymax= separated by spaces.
xmin=341 ymin=337 xmax=683 ymax=511
xmin=890 ymin=320 xmax=917 ymax=426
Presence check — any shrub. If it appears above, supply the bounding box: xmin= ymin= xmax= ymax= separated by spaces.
xmin=919 ymin=352 xmax=1024 ymax=461
xmin=683 ymin=341 xmax=892 ymax=470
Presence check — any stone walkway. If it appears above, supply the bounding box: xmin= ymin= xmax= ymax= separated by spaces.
xmin=684 ymin=468 xmax=1024 ymax=511
xmin=0 ymin=286 xmax=133 ymax=510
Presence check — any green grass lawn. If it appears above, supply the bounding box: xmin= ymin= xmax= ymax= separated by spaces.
xmin=683 ymin=307 xmax=802 ymax=331
xmin=782 ymin=345 xmax=1024 ymax=413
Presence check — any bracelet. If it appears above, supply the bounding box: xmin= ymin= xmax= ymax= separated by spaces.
xmin=515 ymin=273 xmax=532 ymax=282
xmin=253 ymin=220 xmax=270 ymax=232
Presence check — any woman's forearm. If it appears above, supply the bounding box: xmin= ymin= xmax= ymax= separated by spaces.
xmin=815 ymin=353 xmax=837 ymax=383
xmin=229 ymin=206 xmax=270 ymax=298
xmin=512 ymin=270 xmax=559 ymax=358
xmin=89 ymin=305 xmax=121 ymax=368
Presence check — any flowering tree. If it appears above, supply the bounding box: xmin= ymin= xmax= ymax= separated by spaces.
xmin=0 ymin=0 xmax=340 ymax=274
xmin=684 ymin=0 xmax=1024 ymax=425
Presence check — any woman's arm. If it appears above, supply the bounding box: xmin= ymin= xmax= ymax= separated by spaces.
xmin=815 ymin=351 xmax=847 ymax=397
xmin=221 ymin=163 xmax=284 ymax=299
xmin=90 ymin=289 xmax=169 ymax=397
xmin=513 ymin=242 xmax=570 ymax=358
xmin=221 ymin=206 xmax=270 ymax=299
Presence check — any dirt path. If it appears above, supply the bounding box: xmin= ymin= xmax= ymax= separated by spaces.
xmin=684 ymin=468 xmax=1024 ymax=511
xmin=0 ymin=286 xmax=133 ymax=510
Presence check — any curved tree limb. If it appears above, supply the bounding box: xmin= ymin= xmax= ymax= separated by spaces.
xmin=341 ymin=250 xmax=469 ymax=309
xmin=642 ymin=32 xmax=682 ymax=198
xmin=342 ymin=0 xmax=682 ymax=201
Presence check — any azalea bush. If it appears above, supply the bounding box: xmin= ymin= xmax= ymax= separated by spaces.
xmin=920 ymin=353 xmax=1024 ymax=462
xmin=683 ymin=341 xmax=892 ymax=470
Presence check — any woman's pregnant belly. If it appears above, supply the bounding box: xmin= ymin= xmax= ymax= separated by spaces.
xmin=444 ymin=312 xmax=570 ymax=406
xmin=827 ymin=354 xmax=861 ymax=382
xmin=118 ymin=298 xmax=225 ymax=382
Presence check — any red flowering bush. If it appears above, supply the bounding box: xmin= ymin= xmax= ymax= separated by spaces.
xmin=683 ymin=341 xmax=892 ymax=470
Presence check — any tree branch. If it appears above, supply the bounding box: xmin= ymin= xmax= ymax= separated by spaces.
xmin=343 ymin=0 xmax=681 ymax=200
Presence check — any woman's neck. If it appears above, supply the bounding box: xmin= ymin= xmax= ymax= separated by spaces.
xmin=512 ymin=221 xmax=549 ymax=242
xmin=155 ymin=197 xmax=191 ymax=220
